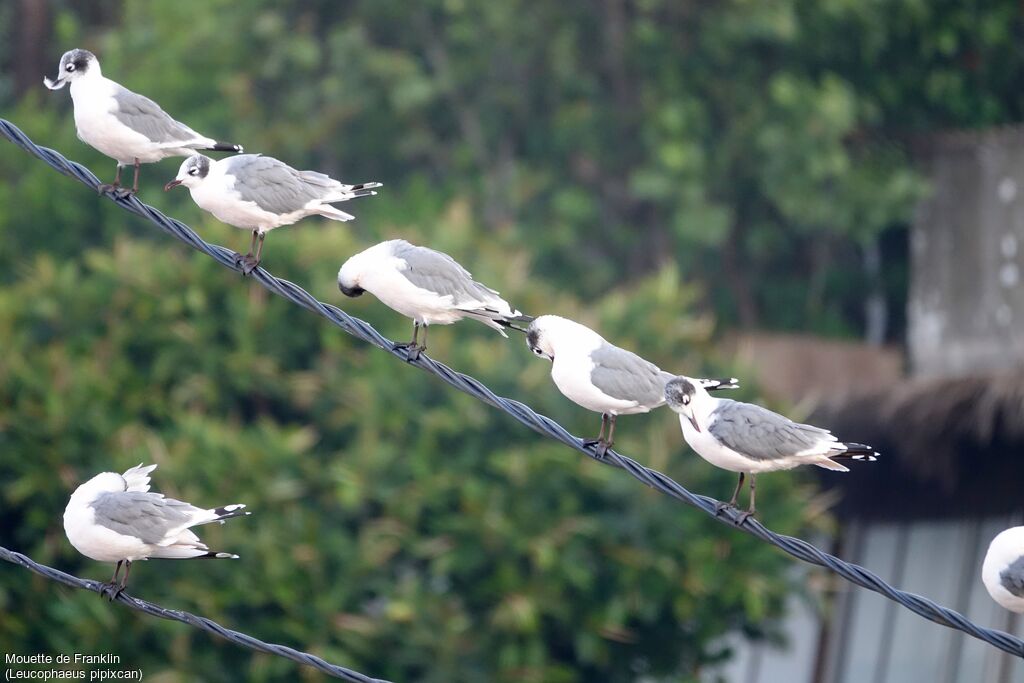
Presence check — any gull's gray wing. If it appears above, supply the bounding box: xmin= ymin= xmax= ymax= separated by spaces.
xmin=392 ymin=241 xmax=503 ymax=308
xmin=1001 ymin=556 xmax=1024 ymax=597
xmin=90 ymin=491 xmax=200 ymax=544
xmin=112 ymin=86 xmax=205 ymax=144
xmin=708 ymin=400 xmax=833 ymax=461
xmin=589 ymin=342 xmax=670 ymax=406
xmin=226 ymin=155 xmax=322 ymax=215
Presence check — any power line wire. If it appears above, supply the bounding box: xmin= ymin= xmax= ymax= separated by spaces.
xmin=0 ymin=545 xmax=391 ymax=682
xmin=2 ymin=118 xmax=1022 ymax=661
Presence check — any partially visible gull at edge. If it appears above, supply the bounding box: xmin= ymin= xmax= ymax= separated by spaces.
xmin=983 ymin=527 xmax=1024 ymax=613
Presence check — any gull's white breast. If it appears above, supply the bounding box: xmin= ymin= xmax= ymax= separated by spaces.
xmin=63 ymin=492 xmax=151 ymax=563
xmin=550 ymin=335 xmax=640 ymax=415
xmin=70 ymin=77 xmax=164 ymax=165
xmin=362 ymin=260 xmax=466 ymax=325
xmin=190 ymin=170 xmax=311 ymax=232
xmin=190 ymin=171 xmax=275 ymax=231
xmin=681 ymin=409 xmax=837 ymax=474
xmin=680 ymin=411 xmax=764 ymax=473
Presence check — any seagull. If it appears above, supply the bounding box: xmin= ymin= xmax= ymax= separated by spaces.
xmin=982 ymin=527 xmax=1024 ymax=613
xmin=338 ymin=239 xmax=532 ymax=359
xmin=44 ymin=48 xmax=242 ymax=197
xmin=63 ymin=463 xmax=249 ymax=599
xmin=166 ymin=154 xmax=381 ymax=274
xmin=526 ymin=315 xmax=739 ymax=455
xmin=665 ymin=376 xmax=878 ymax=521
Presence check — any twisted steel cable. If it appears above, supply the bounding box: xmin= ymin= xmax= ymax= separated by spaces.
xmin=0 ymin=546 xmax=390 ymax=682
xmin=2 ymin=118 xmax=1021 ymax=660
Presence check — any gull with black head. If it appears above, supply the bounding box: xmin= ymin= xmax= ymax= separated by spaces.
xmin=338 ymin=239 xmax=531 ymax=359
xmin=63 ymin=463 xmax=250 ymax=600
xmin=44 ymin=49 xmax=242 ymax=197
xmin=665 ymin=376 xmax=878 ymax=522
xmin=526 ymin=315 xmax=739 ymax=456
xmin=167 ymin=154 xmax=381 ymax=274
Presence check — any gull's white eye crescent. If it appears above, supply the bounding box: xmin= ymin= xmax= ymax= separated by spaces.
xmin=188 ymin=167 xmax=198 ymax=176
xmin=66 ymin=64 xmax=75 ymax=72
xmin=682 ymin=395 xmax=690 ymax=405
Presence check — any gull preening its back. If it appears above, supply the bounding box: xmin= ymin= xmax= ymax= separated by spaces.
xmin=44 ymin=49 xmax=242 ymax=197
xmin=982 ymin=527 xmax=1024 ymax=613
xmin=167 ymin=154 xmax=381 ymax=274
xmin=63 ymin=463 xmax=249 ymax=599
xmin=526 ymin=315 xmax=739 ymax=455
xmin=665 ymin=376 xmax=878 ymax=521
xmin=338 ymin=239 xmax=531 ymax=359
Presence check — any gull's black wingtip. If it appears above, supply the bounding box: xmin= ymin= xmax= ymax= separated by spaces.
xmin=837 ymin=443 xmax=879 ymax=461
xmin=209 ymin=142 xmax=244 ymax=153
xmin=498 ymin=313 xmax=535 ymax=334
xmin=193 ymin=551 xmax=240 ymax=560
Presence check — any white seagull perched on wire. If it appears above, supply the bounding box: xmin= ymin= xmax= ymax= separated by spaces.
xmin=338 ymin=239 xmax=532 ymax=360
xmin=526 ymin=315 xmax=739 ymax=456
xmin=44 ymin=48 xmax=242 ymax=197
xmin=665 ymin=376 xmax=878 ymax=521
xmin=63 ymin=463 xmax=249 ymax=599
xmin=166 ymin=154 xmax=381 ymax=274
xmin=982 ymin=527 xmax=1024 ymax=613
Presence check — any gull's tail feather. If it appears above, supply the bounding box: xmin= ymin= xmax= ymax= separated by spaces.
xmin=149 ymin=545 xmax=238 ymax=559
xmin=188 ymin=503 xmax=251 ymax=529
xmin=211 ymin=503 xmax=251 ymax=523
xmin=191 ymin=551 xmax=240 ymax=560
xmin=323 ymin=186 xmax=380 ymax=204
xmin=460 ymin=308 xmax=532 ymax=337
xmin=339 ymin=188 xmax=379 ymax=200
xmin=208 ymin=141 xmax=244 ymax=153
xmin=831 ymin=443 xmax=879 ymax=462
xmin=660 ymin=374 xmax=740 ymax=393
xmin=345 ymin=181 xmax=383 ymax=193
xmin=814 ymin=457 xmax=851 ymax=472
xmin=317 ymin=205 xmax=357 ymax=222
xmin=702 ymin=377 xmax=741 ymax=391
xmin=494 ymin=313 xmax=535 ymax=335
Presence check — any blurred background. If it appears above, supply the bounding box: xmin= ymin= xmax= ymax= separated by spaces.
xmin=1 ymin=1 xmax=1023 ymax=681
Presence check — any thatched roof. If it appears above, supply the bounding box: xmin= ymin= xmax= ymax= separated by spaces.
xmin=810 ymin=371 xmax=1024 ymax=521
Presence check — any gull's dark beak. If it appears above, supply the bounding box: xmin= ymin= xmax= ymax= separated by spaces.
xmin=164 ymin=179 xmax=183 ymax=191
xmin=338 ymin=283 xmax=365 ymax=298
xmin=43 ymin=75 xmax=66 ymax=90
xmin=687 ymin=412 xmax=701 ymax=433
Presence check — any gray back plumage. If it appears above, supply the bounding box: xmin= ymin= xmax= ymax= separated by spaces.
xmin=1001 ymin=556 xmax=1024 ymax=597
xmin=226 ymin=155 xmax=325 ymax=215
xmin=112 ymin=86 xmax=203 ymax=144
xmin=589 ymin=342 xmax=671 ymax=406
xmin=90 ymin=491 xmax=198 ymax=544
xmin=392 ymin=241 xmax=503 ymax=308
xmin=708 ymin=400 xmax=832 ymax=461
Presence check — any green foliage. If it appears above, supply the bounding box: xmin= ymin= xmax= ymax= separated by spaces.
xmin=2 ymin=0 xmax=1021 ymax=680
